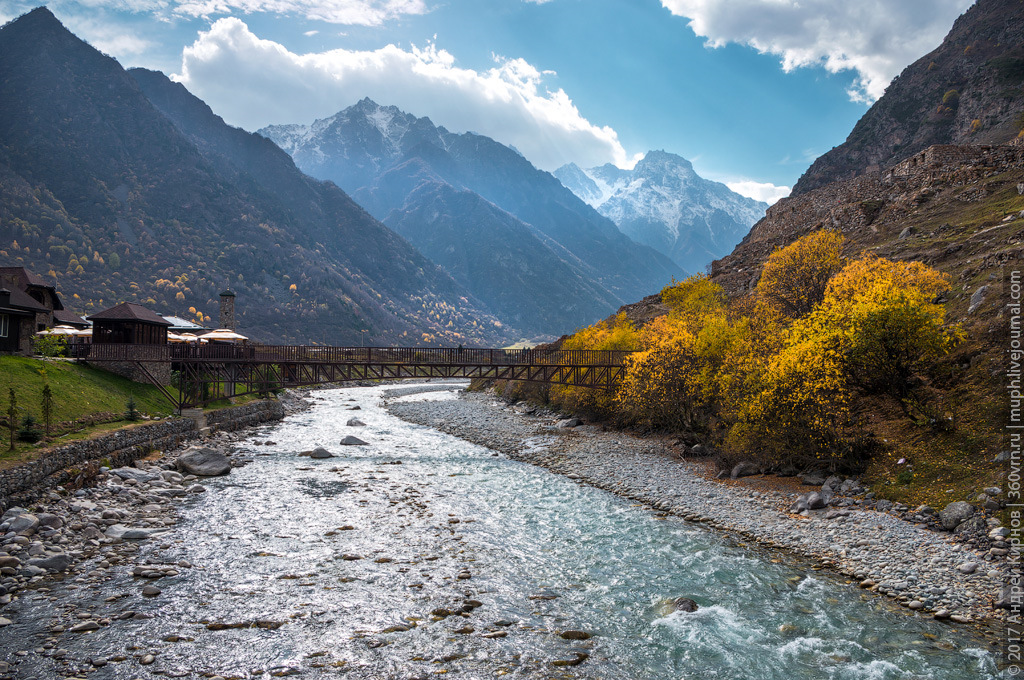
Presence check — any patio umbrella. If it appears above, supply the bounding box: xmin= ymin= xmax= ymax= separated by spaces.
xmin=202 ymin=329 xmax=249 ymax=342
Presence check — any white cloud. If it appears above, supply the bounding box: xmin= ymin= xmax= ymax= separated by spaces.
xmin=304 ymin=29 xmax=319 ymax=36
xmin=172 ymin=0 xmax=427 ymax=26
xmin=660 ymin=0 xmax=973 ymax=102
xmin=726 ymin=180 xmax=791 ymax=205
xmin=173 ymin=17 xmax=631 ymax=170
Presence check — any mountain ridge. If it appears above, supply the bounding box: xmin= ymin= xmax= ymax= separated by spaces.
xmin=0 ymin=8 xmax=508 ymax=345
xmin=260 ymin=100 xmax=684 ymax=336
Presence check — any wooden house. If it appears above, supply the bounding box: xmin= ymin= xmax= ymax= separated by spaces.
xmin=0 ymin=287 xmax=47 ymax=354
xmin=88 ymin=303 xmax=171 ymax=345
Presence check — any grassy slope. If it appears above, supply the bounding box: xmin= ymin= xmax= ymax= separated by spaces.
xmin=0 ymin=355 xmax=175 ymax=466
xmin=850 ymin=168 xmax=1020 ymax=511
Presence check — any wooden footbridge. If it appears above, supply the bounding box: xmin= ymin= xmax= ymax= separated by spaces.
xmin=70 ymin=344 xmax=632 ymax=410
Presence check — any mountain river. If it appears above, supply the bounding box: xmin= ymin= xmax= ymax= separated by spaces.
xmin=0 ymin=384 xmax=999 ymax=679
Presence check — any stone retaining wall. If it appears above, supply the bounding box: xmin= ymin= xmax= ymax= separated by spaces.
xmin=0 ymin=399 xmax=284 ymax=510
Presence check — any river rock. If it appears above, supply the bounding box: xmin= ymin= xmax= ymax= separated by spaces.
xmin=70 ymin=621 xmax=101 ymax=633
xmin=28 ymin=554 xmax=72 ymax=572
xmin=36 ymin=513 xmax=63 ymax=530
xmin=110 ymin=467 xmax=159 ymax=483
xmin=810 ymin=492 xmax=832 ymax=510
xmin=346 ymin=418 xmax=366 ymax=427
xmin=799 ymin=471 xmax=826 ymax=486
xmin=731 ymin=461 xmax=759 ymax=478
xmin=310 ymin=447 xmax=334 ymax=459
xmin=556 ymin=418 xmax=583 ymax=428
xmin=8 ymin=514 xmax=38 ymax=536
xmin=559 ymin=630 xmax=592 ymax=640
xmin=671 ymin=597 xmax=699 ymax=612
xmin=105 ymin=525 xmax=156 ymax=540
xmin=938 ymin=501 xmax=974 ymax=530
xmin=340 ymin=436 xmax=369 ymax=446
xmin=996 ymin=586 xmax=1017 ymax=609
xmin=177 ymin=448 xmax=232 ymax=476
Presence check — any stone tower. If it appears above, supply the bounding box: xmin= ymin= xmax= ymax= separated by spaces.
xmin=219 ymin=290 xmax=236 ymax=330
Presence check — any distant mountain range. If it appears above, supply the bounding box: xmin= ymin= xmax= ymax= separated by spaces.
xmin=792 ymin=0 xmax=1024 ymax=195
xmin=0 ymin=8 xmax=507 ymax=345
xmin=260 ymin=100 xmax=683 ymax=336
xmin=554 ymin=151 xmax=767 ymax=272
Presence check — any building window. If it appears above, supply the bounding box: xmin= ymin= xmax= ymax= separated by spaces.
xmin=0 ymin=315 xmax=8 ymax=338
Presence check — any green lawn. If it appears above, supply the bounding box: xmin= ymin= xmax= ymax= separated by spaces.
xmin=1 ymin=355 xmax=175 ymax=422
xmin=0 ymin=355 xmax=270 ymax=467
xmin=0 ymin=355 xmax=178 ymax=464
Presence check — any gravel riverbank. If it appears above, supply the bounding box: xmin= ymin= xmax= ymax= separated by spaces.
xmin=387 ymin=387 xmax=1009 ymax=632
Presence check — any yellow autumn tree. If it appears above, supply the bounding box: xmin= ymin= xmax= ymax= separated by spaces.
xmin=757 ymin=230 xmax=845 ymax=317
xmin=550 ymin=312 xmax=639 ymax=417
xmin=617 ymin=312 xmax=744 ymax=433
xmin=730 ymin=254 xmax=958 ymax=467
xmin=821 ymin=254 xmax=959 ymax=401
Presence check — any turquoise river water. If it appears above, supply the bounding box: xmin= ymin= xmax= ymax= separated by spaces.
xmin=0 ymin=384 xmax=1001 ymax=679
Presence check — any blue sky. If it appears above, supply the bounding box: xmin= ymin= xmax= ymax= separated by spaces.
xmin=0 ymin=0 xmax=974 ymax=202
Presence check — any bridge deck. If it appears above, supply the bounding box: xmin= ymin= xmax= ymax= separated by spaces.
xmin=70 ymin=344 xmax=632 ymax=410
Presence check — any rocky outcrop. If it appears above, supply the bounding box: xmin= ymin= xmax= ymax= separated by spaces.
xmin=793 ymin=0 xmax=1024 ymax=195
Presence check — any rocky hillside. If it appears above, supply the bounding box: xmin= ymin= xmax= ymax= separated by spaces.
xmin=793 ymin=0 xmax=1024 ymax=195
xmin=712 ymin=143 xmax=1024 ymax=317
xmin=554 ymin=151 xmax=767 ymax=272
xmin=260 ymin=100 xmax=683 ymax=337
xmin=0 ymin=8 xmax=507 ymax=345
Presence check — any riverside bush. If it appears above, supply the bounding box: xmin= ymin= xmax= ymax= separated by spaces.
xmin=555 ymin=232 xmax=958 ymax=472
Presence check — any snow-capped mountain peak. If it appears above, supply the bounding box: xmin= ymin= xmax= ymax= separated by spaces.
xmin=553 ymin=151 xmax=768 ymax=273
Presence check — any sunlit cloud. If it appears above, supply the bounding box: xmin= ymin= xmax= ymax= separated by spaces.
xmin=173 ymin=17 xmax=632 ymax=170
xmin=726 ymin=180 xmax=790 ymax=205
xmin=661 ymin=0 xmax=972 ymax=102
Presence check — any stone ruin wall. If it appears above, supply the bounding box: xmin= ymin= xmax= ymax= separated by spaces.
xmin=0 ymin=399 xmax=284 ymax=511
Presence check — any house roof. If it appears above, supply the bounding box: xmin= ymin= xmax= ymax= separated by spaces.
xmin=87 ymin=302 xmax=172 ymax=326
xmin=0 ymin=266 xmax=50 ymax=289
xmin=53 ymin=309 xmax=89 ymax=328
xmin=0 ymin=286 xmax=48 ymax=313
xmin=161 ymin=315 xmax=207 ymax=331
xmin=0 ymin=266 xmax=63 ymax=310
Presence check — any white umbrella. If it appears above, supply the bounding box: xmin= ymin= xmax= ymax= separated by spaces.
xmin=202 ymin=329 xmax=248 ymax=342
xmin=36 ymin=325 xmax=80 ymax=336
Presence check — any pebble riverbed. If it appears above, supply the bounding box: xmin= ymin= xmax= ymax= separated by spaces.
xmin=387 ymin=386 xmax=1008 ymax=631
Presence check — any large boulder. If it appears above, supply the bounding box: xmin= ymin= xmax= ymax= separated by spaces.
xmin=731 ymin=461 xmax=759 ymax=479
xmin=671 ymin=597 xmax=699 ymax=612
xmin=310 ymin=447 xmax=333 ymax=459
xmin=346 ymin=418 xmax=366 ymax=427
xmin=340 ymin=436 xmax=369 ymax=446
xmin=110 ymin=467 xmax=160 ymax=483
xmin=939 ymin=501 xmax=975 ymax=531
xmin=556 ymin=418 xmax=583 ymax=428
xmin=176 ymin=448 xmax=231 ymax=476
xmin=8 ymin=515 xmax=38 ymax=536
xmin=28 ymin=554 xmax=72 ymax=572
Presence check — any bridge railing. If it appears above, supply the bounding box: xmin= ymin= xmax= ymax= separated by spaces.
xmin=71 ymin=343 xmax=632 ymax=366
